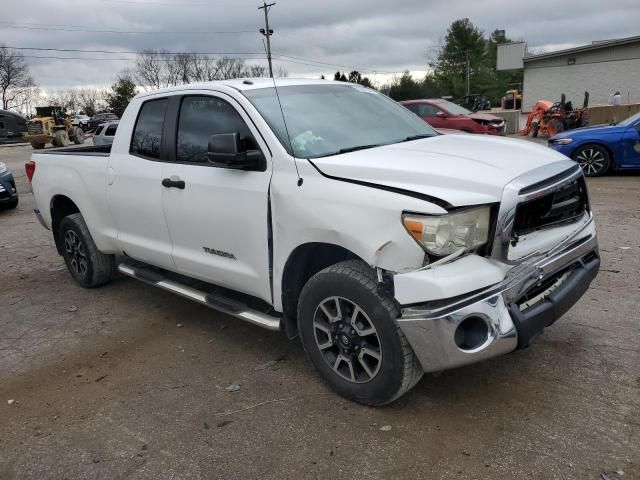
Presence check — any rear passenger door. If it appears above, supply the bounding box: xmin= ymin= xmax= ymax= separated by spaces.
xmin=107 ymin=97 xmax=175 ymax=269
xmin=160 ymin=93 xmax=273 ymax=303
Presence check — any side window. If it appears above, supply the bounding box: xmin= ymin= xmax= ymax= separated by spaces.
xmin=404 ymin=104 xmax=420 ymax=115
xmin=95 ymin=125 xmax=105 ymax=135
xmin=418 ymin=104 xmax=439 ymax=117
xmin=130 ymin=98 xmax=168 ymax=159
xmin=105 ymin=124 xmax=118 ymax=136
xmin=176 ymin=96 xmax=258 ymax=163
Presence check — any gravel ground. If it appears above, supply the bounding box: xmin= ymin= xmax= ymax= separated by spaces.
xmin=0 ymin=142 xmax=638 ymax=479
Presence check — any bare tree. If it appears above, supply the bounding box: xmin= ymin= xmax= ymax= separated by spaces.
xmin=215 ymin=57 xmax=247 ymax=80
xmin=77 ymin=88 xmax=107 ymax=116
xmin=134 ymin=50 xmax=170 ymax=90
xmin=133 ymin=50 xmax=288 ymax=89
xmin=0 ymin=45 xmax=36 ymax=111
xmin=248 ymin=64 xmax=268 ymax=78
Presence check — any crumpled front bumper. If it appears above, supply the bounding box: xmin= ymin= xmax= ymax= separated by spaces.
xmin=396 ymin=221 xmax=599 ymax=373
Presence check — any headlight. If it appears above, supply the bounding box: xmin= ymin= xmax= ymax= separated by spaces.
xmin=550 ymin=138 xmax=573 ymax=145
xmin=403 ymin=206 xmax=491 ymax=257
xmin=0 ymin=162 xmax=7 ymax=174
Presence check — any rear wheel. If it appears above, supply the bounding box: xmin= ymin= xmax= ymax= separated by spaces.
xmin=71 ymin=127 xmax=85 ymax=144
xmin=298 ymin=260 xmax=423 ymax=406
xmin=59 ymin=213 xmax=116 ymax=287
xmin=572 ymin=144 xmax=611 ymax=177
xmin=30 ymin=141 xmax=45 ymax=150
xmin=547 ymin=118 xmax=565 ymax=137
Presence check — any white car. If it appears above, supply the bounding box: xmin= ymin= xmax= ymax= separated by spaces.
xmin=92 ymin=121 xmax=118 ymax=146
xmin=26 ymin=79 xmax=599 ymax=405
xmin=71 ymin=114 xmax=90 ymax=130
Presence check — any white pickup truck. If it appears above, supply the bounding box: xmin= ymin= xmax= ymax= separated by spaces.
xmin=27 ymin=79 xmax=599 ymax=405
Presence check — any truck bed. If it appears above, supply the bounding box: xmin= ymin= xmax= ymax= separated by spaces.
xmin=34 ymin=144 xmax=111 ymax=156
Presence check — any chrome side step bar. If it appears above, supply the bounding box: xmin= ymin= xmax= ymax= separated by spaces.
xmin=118 ymin=263 xmax=281 ymax=331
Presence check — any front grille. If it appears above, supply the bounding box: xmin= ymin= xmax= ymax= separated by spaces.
xmin=27 ymin=120 xmax=43 ymax=134
xmin=513 ymin=177 xmax=588 ymax=236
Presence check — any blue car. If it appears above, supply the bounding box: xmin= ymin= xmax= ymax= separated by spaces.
xmin=0 ymin=161 xmax=18 ymax=209
xmin=548 ymin=111 xmax=640 ymax=177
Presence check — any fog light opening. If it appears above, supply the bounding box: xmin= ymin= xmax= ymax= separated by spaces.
xmin=454 ymin=316 xmax=489 ymax=351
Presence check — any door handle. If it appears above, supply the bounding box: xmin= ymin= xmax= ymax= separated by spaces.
xmin=162 ymin=177 xmax=185 ymax=189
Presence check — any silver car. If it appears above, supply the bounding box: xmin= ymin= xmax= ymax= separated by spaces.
xmin=92 ymin=121 xmax=119 ymax=146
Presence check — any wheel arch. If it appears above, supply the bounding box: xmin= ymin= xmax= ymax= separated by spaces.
xmin=50 ymin=195 xmax=81 ymax=255
xmin=279 ymin=242 xmax=362 ymax=338
xmin=571 ymin=141 xmax=616 ymax=169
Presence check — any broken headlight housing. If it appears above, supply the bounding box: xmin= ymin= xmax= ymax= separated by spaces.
xmin=402 ymin=206 xmax=491 ymax=257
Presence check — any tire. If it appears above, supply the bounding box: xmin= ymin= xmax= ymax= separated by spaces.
xmin=572 ymin=144 xmax=611 ymax=177
xmin=298 ymin=260 xmax=423 ymax=406
xmin=71 ymin=127 xmax=84 ymax=145
xmin=30 ymin=141 xmax=45 ymax=150
xmin=532 ymin=124 xmax=539 ymax=138
xmin=53 ymin=130 xmax=70 ymax=147
xmin=1 ymin=197 xmax=18 ymax=210
xmin=548 ymin=118 xmax=565 ymax=137
xmin=58 ymin=213 xmax=116 ymax=288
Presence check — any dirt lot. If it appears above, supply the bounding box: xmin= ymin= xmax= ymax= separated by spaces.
xmin=1 ymin=142 xmax=638 ymax=480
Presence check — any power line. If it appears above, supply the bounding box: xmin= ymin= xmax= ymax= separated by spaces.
xmin=0 ymin=22 xmax=255 ymax=35
xmin=22 ymin=0 xmax=220 ymax=6
xmin=5 ymin=46 xmax=264 ymax=56
xmin=274 ymin=54 xmax=395 ymax=74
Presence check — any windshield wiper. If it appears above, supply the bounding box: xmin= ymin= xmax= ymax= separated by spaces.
xmin=337 ymin=144 xmax=381 ymax=154
xmin=402 ymin=134 xmax=434 ymax=142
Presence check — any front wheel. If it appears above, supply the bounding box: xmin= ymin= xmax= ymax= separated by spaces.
xmin=59 ymin=213 xmax=116 ymax=287
xmin=572 ymin=144 xmax=611 ymax=177
xmin=298 ymin=260 xmax=423 ymax=406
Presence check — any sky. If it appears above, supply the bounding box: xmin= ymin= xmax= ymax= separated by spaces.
xmin=2 ymin=0 xmax=638 ymax=89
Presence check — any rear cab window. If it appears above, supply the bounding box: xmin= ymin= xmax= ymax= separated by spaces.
xmin=130 ymin=98 xmax=168 ymax=159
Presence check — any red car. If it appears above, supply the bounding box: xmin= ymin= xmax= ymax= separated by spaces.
xmin=401 ymin=99 xmax=506 ymax=135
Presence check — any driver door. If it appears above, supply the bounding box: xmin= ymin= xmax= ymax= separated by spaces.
xmin=160 ymin=93 xmax=273 ymax=303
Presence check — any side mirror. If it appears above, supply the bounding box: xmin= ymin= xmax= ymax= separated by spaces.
xmin=207 ymin=132 xmax=264 ymax=171
xmin=436 ymin=111 xmax=446 ymax=118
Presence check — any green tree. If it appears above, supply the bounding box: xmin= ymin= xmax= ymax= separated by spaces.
xmin=380 ymin=71 xmax=441 ymax=101
xmin=430 ymin=20 xmax=524 ymax=106
xmin=333 ymin=71 xmax=348 ymax=82
xmin=334 ymin=70 xmax=374 ymax=88
xmin=432 ymin=18 xmax=489 ymax=100
xmin=105 ymin=75 xmax=137 ymax=117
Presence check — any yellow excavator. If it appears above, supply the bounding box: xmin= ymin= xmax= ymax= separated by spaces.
xmin=24 ymin=106 xmax=85 ymax=149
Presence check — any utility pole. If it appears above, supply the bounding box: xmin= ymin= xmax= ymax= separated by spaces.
xmin=465 ymin=50 xmax=470 ymax=96
xmin=258 ymin=1 xmax=276 ymax=78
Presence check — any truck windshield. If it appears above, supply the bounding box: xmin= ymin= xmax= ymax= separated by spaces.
xmin=243 ymin=84 xmax=436 ymax=158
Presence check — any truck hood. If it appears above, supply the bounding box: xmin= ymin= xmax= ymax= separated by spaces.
xmin=310 ymin=135 xmax=569 ymax=207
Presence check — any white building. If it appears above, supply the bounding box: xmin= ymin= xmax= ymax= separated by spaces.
xmin=498 ymin=36 xmax=640 ymax=111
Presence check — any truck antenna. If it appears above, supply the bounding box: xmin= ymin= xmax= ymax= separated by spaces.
xmin=271 ymin=77 xmax=302 ymax=186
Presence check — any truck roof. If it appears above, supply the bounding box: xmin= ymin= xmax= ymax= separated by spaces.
xmin=135 ymin=78 xmax=342 ymax=99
